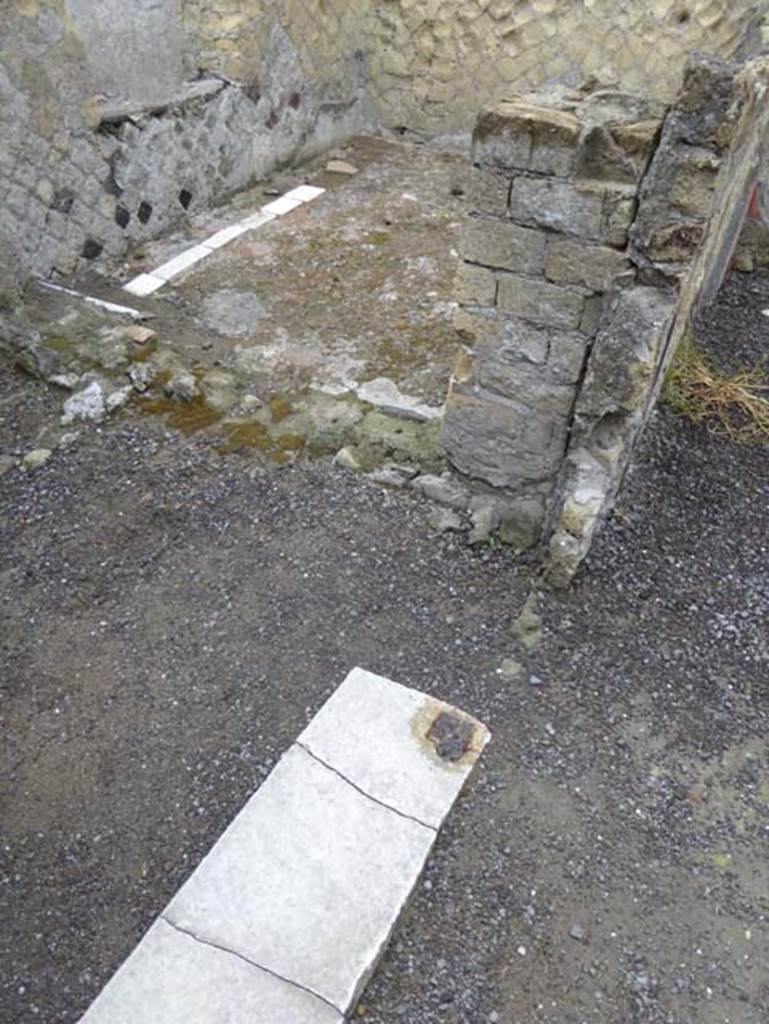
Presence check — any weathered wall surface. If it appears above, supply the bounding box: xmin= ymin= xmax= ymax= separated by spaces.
xmin=547 ymin=55 xmax=769 ymax=584
xmin=445 ymin=54 xmax=769 ymax=583
xmin=0 ymin=0 xmax=369 ymax=283
xmin=368 ymin=0 xmax=767 ymax=132
xmin=2 ymin=0 xmax=767 ymax=286
xmin=64 ymin=0 xmax=185 ymax=105
xmin=443 ymin=83 xmax=667 ymax=549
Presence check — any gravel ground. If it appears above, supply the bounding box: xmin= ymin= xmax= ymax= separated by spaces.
xmin=1 ymin=278 xmax=768 ymax=1023
xmin=693 ymin=270 xmax=769 ymax=372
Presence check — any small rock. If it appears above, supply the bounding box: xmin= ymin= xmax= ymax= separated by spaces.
xmin=48 ymin=372 xmax=81 ymax=390
xmin=570 ymin=924 xmax=587 ymax=942
xmin=164 ymin=370 xmax=199 ymax=402
xmin=356 ymin=377 xmax=440 ymax=423
xmin=512 ymin=590 xmax=542 ymax=651
xmin=121 ymin=324 xmax=156 ymax=345
xmin=0 ymin=455 xmax=15 ymax=476
xmin=468 ymin=499 xmax=500 ymax=545
xmin=367 ymin=467 xmax=409 ymax=488
xmin=61 ymin=380 xmax=106 ymax=424
xmin=529 ymin=674 xmax=543 ymax=686
xmin=326 ymin=159 xmax=359 ymax=175
xmin=411 ymin=473 xmax=469 ymax=510
xmin=58 ymin=432 xmax=79 ymax=450
xmin=427 ymin=508 xmax=463 ymax=533
xmin=497 ymin=657 xmax=524 ymax=681
xmin=22 ymin=448 xmax=52 ymax=470
xmin=240 ymin=394 xmax=262 ymax=412
xmin=105 ymin=386 xmax=132 ymax=413
xmin=128 ymin=363 xmax=156 ymax=393
xmin=334 ymin=446 xmax=362 ymax=471
xmin=387 ymin=462 xmax=419 ymax=480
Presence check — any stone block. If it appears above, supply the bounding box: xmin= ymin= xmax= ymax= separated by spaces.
xmin=610 ymin=119 xmax=661 ymax=171
xmin=576 ymin=118 xmax=661 ymax=184
xmin=497 ymin=274 xmax=585 ymax=330
xmin=509 ymin=176 xmax=603 ymax=238
xmin=548 ymin=328 xmax=590 ymax=386
xmin=545 ymin=239 xmax=630 ymax=290
xmin=469 ymin=316 xmax=587 ymax=392
xmin=473 ymin=106 xmax=532 ymax=173
xmin=455 ymin=262 xmax=496 ymax=306
xmin=579 ymin=294 xmax=605 ymax=336
xmin=498 ymin=493 xmax=547 ymax=549
xmin=640 ymin=221 xmax=706 ymax=263
xmin=668 ymin=156 xmax=719 ymax=217
xmin=443 ymin=389 xmax=567 ymax=489
xmin=79 ymin=918 xmax=341 ymax=1024
xmin=164 ymin=742 xmax=434 ymax=1012
xmin=474 ymin=343 xmax=578 ymax=413
xmin=461 ymin=217 xmax=546 ymax=274
xmin=79 ymin=669 xmax=490 ymax=1022
xmin=578 ymin=286 xmax=676 ymax=418
xmin=473 ymin=100 xmax=581 ymax=176
xmin=603 ymin=189 xmax=637 ymax=247
xmin=457 ymin=311 xmax=549 ymax=365
xmin=299 ymin=668 xmax=489 ymax=829
xmin=467 ymin=166 xmax=511 ymax=217
xmin=509 ymin=177 xmax=637 ymax=247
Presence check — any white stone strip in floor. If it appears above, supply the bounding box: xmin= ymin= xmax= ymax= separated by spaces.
xmin=78 ymin=667 xmax=490 ymax=1024
xmin=36 ymin=280 xmax=148 ymax=319
xmin=123 ymin=184 xmax=326 ymax=297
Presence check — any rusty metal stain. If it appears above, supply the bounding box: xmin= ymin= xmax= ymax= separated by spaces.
xmin=409 ymin=698 xmax=488 ymax=770
xmin=427 ymin=711 xmax=473 ymax=762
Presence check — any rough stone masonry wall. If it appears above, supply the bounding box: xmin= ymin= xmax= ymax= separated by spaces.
xmin=2 ymin=0 xmax=767 ymax=296
xmin=368 ymin=0 xmax=768 ymax=133
xmin=445 ymin=55 xmax=769 ymax=583
xmin=546 ymin=55 xmax=769 ymax=584
xmin=443 ymin=83 xmax=667 ymax=549
xmin=0 ymin=0 xmax=370 ymax=287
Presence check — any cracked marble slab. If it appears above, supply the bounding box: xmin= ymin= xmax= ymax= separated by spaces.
xmin=76 ymin=668 xmax=489 ymax=1022
xmin=79 ymin=918 xmax=341 ymax=1024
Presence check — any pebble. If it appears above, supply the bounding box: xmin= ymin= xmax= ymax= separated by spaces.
xmin=326 ymin=159 xmax=359 ymax=175
xmin=497 ymin=657 xmax=524 ymax=681
xmin=22 ymin=448 xmax=52 ymax=470
xmin=427 ymin=507 xmax=463 ymax=533
xmin=334 ymin=446 xmax=362 ymax=471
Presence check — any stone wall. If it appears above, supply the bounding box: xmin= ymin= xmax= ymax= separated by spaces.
xmin=443 ymin=83 xmax=667 ymax=548
xmin=2 ymin=0 xmax=767 ymax=287
xmin=445 ymin=55 xmax=769 ymax=583
xmin=367 ymin=0 xmax=768 ymax=133
xmin=0 ymin=1 xmax=370 ymax=283
xmin=547 ymin=55 xmax=769 ymax=584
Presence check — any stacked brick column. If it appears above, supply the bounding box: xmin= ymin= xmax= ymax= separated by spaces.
xmin=443 ymin=85 xmax=664 ymax=548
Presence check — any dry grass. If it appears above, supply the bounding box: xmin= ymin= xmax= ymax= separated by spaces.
xmin=663 ymin=335 xmax=769 ymax=444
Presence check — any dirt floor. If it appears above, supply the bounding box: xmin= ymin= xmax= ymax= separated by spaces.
xmin=103 ymin=134 xmax=465 ymax=406
xmin=1 ymin=161 xmax=769 ymax=1022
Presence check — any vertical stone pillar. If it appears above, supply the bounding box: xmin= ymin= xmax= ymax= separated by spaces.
xmin=545 ymin=56 xmax=769 ymax=585
xmin=443 ymin=84 xmax=663 ymax=548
